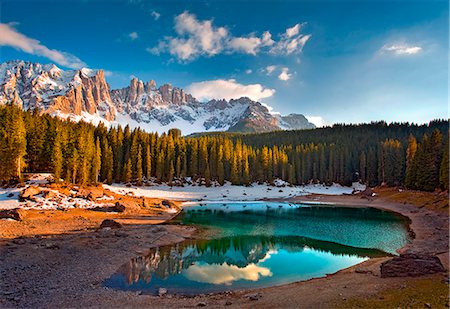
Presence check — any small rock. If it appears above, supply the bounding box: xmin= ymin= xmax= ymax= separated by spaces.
xmin=425 ymin=303 xmax=431 ymax=308
xmin=158 ymin=288 xmax=167 ymax=297
xmin=355 ymin=267 xmax=370 ymax=274
xmin=197 ymin=302 xmax=207 ymax=307
xmin=12 ymin=238 xmax=26 ymax=245
xmin=100 ymin=219 xmax=123 ymax=229
xmin=7 ymin=193 xmax=14 ymax=198
xmin=44 ymin=243 xmax=59 ymax=250
xmin=112 ymin=202 xmax=126 ymax=212
xmin=247 ymin=293 xmax=261 ymax=301
xmin=114 ymin=231 xmax=128 ymax=237
xmin=225 ymin=301 xmax=232 ymax=306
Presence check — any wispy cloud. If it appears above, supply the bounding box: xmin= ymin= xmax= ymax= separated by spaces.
xmin=245 ymin=69 xmax=252 ymax=74
xmin=151 ymin=10 xmax=161 ymax=20
xmin=148 ymin=11 xmax=310 ymax=62
xmin=0 ymin=23 xmax=86 ymax=69
xmin=380 ymin=42 xmax=423 ymax=55
xmin=187 ymin=79 xmax=275 ymax=102
xmin=278 ymin=67 xmax=291 ymax=81
xmin=265 ymin=65 xmax=276 ymax=75
xmin=128 ymin=31 xmax=139 ymax=40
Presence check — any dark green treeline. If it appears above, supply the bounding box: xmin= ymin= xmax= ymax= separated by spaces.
xmin=0 ymin=105 xmax=448 ymax=191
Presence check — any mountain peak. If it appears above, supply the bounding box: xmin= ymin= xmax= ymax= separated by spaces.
xmin=0 ymin=60 xmax=316 ymax=134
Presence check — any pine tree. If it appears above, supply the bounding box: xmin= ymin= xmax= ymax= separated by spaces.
xmin=145 ymin=144 xmax=152 ymax=180
xmin=359 ymin=151 xmax=366 ymax=183
xmin=405 ymin=135 xmax=418 ymax=188
xmin=230 ymin=155 xmax=239 ymax=185
xmin=136 ymin=144 xmax=143 ymax=186
xmin=439 ymin=135 xmax=449 ymax=190
xmin=204 ymin=164 xmax=211 ymax=187
xmin=52 ymin=131 xmax=63 ymax=183
xmin=0 ymin=106 xmax=27 ymax=182
xmin=92 ymin=137 xmax=101 ymax=184
xmin=105 ymin=145 xmax=114 ymax=184
xmin=123 ymin=159 xmax=132 ymax=183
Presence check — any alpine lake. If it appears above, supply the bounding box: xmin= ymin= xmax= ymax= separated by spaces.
xmin=104 ymin=201 xmax=411 ymax=295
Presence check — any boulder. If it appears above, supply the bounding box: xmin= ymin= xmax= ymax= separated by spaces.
xmin=100 ymin=219 xmax=123 ymax=229
xmin=0 ymin=208 xmax=23 ymax=221
xmin=158 ymin=288 xmax=167 ymax=297
xmin=360 ymin=187 xmax=374 ymax=199
xmin=380 ymin=253 xmax=445 ymax=277
xmin=20 ymin=186 xmax=41 ymax=200
xmin=77 ymin=186 xmax=104 ymax=200
xmin=112 ymin=202 xmax=126 ymax=212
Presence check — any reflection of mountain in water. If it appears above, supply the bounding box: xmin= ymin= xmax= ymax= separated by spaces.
xmin=118 ymin=235 xmax=385 ymax=285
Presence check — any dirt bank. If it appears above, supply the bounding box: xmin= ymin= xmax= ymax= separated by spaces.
xmin=0 ymin=188 xmax=448 ymax=308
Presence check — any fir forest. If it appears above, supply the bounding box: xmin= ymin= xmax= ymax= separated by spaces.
xmin=1 ymin=105 xmax=448 ymax=192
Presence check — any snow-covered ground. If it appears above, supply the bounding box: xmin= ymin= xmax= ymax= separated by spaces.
xmin=0 ymin=173 xmax=366 ymax=211
xmin=0 ymin=187 xmax=21 ymax=210
xmin=104 ymin=181 xmax=365 ymax=202
xmin=0 ymin=173 xmax=115 ymax=211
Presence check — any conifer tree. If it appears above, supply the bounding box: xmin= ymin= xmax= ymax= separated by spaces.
xmin=52 ymin=131 xmax=63 ymax=183
xmin=439 ymin=136 xmax=449 ymax=190
xmin=145 ymin=144 xmax=152 ymax=180
xmin=405 ymin=135 xmax=418 ymax=188
xmin=136 ymin=144 xmax=143 ymax=186
xmin=0 ymin=106 xmax=27 ymax=182
xmin=93 ymin=137 xmax=101 ymax=184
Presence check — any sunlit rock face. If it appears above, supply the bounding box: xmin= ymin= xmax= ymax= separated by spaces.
xmin=0 ymin=61 xmax=316 ymax=134
xmin=0 ymin=60 xmax=116 ymax=121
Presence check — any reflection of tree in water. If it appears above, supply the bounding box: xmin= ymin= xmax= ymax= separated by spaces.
xmin=118 ymin=235 xmax=386 ymax=285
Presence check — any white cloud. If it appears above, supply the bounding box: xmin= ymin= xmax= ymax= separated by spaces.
xmin=128 ymin=32 xmax=139 ymax=40
xmin=245 ymin=69 xmax=252 ymax=74
xmin=380 ymin=43 xmax=422 ymax=55
xmin=187 ymin=79 xmax=275 ymax=102
xmin=270 ymin=23 xmax=311 ymax=55
xmin=184 ymin=263 xmax=272 ymax=285
xmin=262 ymin=31 xmax=275 ymax=46
xmin=306 ymin=116 xmax=326 ymax=127
xmin=229 ymin=35 xmax=263 ymax=55
xmin=286 ymin=24 xmax=300 ymax=38
xmin=0 ymin=23 xmax=86 ymax=69
xmin=265 ymin=65 xmax=276 ymax=75
xmin=151 ymin=10 xmax=161 ymax=20
xmin=149 ymin=12 xmax=310 ymax=61
xmin=278 ymin=67 xmax=291 ymax=81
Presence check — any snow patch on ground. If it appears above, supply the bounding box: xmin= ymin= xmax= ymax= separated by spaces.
xmin=0 ymin=188 xmax=21 ymax=210
xmin=104 ymin=181 xmax=365 ymax=202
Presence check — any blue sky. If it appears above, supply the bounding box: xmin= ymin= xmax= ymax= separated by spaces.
xmin=0 ymin=0 xmax=448 ymax=126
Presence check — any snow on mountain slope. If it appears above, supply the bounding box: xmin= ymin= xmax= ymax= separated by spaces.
xmin=0 ymin=60 xmax=315 ymax=134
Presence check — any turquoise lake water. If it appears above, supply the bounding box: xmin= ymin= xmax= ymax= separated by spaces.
xmin=104 ymin=202 xmax=410 ymax=294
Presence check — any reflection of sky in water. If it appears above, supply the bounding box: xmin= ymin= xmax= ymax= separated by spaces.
xmin=104 ymin=203 xmax=409 ymax=294
xmin=184 ymin=262 xmax=273 ymax=285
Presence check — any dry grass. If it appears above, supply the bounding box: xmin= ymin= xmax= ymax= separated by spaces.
xmin=336 ymin=274 xmax=449 ymax=308
xmin=374 ymin=187 xmax=449 ymax=213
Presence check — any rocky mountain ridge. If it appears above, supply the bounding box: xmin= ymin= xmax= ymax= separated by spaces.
xmin=0 ymin=60 xmax=315 ymax=134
